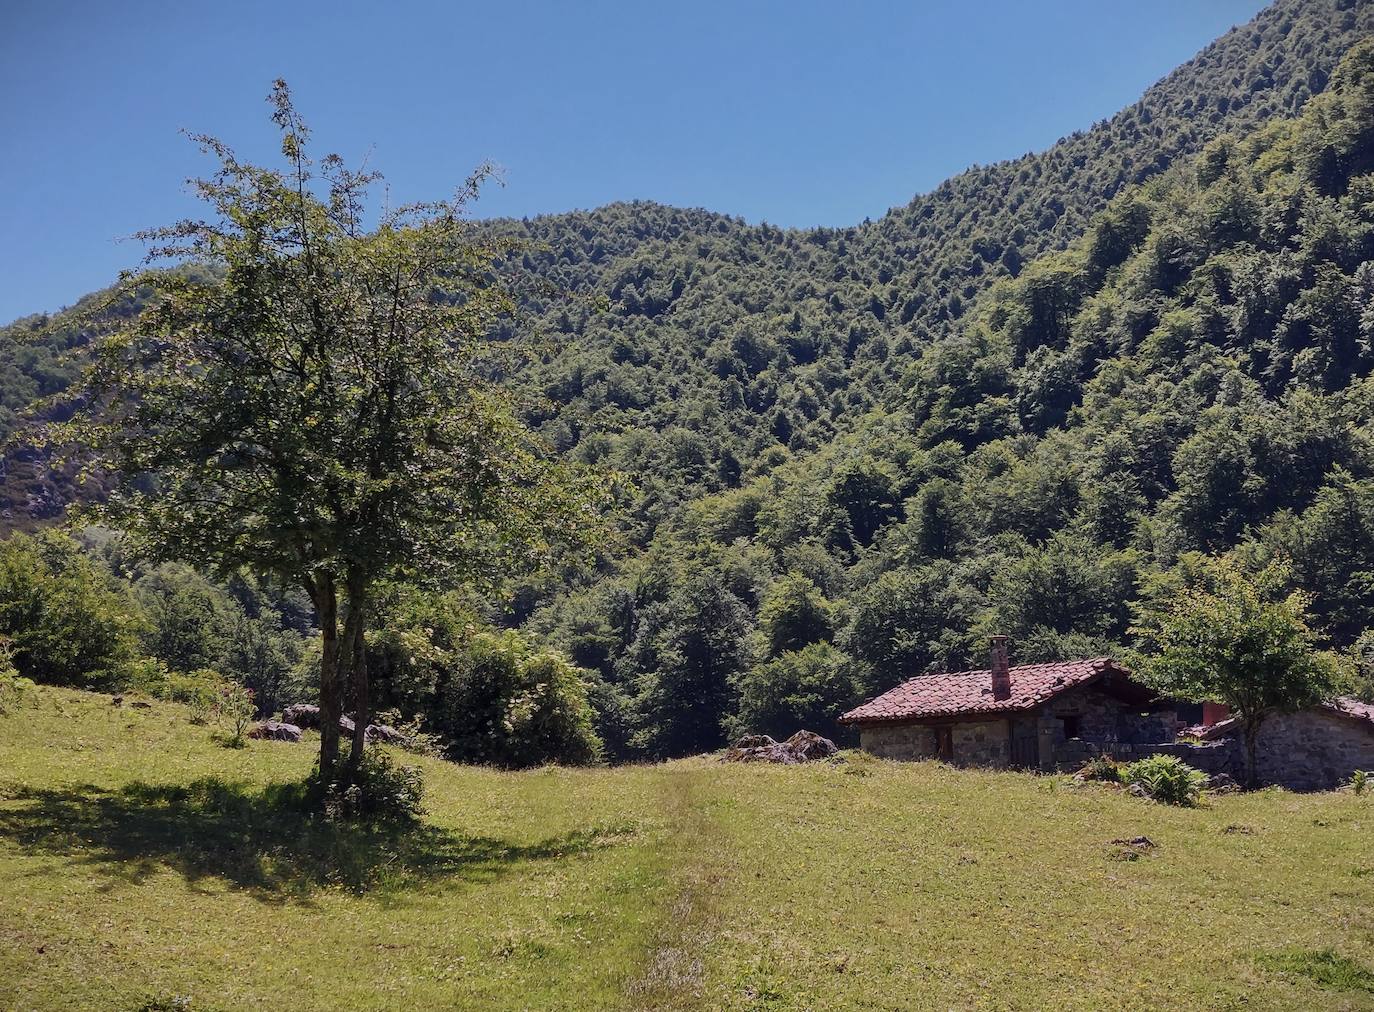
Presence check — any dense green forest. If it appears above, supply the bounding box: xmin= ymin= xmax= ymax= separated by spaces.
xmin=3 ymin=0 xmax=1374 ymax=762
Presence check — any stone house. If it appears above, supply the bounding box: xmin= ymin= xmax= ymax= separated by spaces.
xmin=839 ymin=637 xmax=1184 ymax=771
xmin=839 ymin=636 xmax=1374 ymax=789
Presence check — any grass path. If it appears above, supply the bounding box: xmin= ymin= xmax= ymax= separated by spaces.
xmin=2 ymin=688 xmax=1373 ymax=1010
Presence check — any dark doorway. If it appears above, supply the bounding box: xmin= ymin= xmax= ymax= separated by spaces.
xmin=936 ymin=726 xmax=953 ymax=762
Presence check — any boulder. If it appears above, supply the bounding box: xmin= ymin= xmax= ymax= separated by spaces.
xmin=784 ymin=730 xmax=839 ymax=762
xmin=721 ymin=730 xmax=839 ymax=765
xmin=365 ymin=723 xmax=408 ymax=745
xmin=282 ymin=704 xmax=320 ymax=729
xmin=248 ymin=720 xmax=303 ymax=742
xmin=1204 ymin=772 xmax=1241 ymax=794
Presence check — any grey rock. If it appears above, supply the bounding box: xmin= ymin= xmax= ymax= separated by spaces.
xmin=282 ymin=703 xmax=320 ymax=728
xmin=722 ymin=730 xmax=838 ymax=765
xmin=248 ymin=720 xmax=303 ymax=742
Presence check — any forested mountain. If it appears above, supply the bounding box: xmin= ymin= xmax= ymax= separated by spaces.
xmin=3 ymin=0 xmax=1374 ymax=761
xmin=493 ymin=0 xmax=1372 ymax=529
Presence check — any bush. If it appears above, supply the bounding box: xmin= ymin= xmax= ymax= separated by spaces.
xmin=1353 ymin=769 xmax=1369 ymax=796
xmin=1121 ymin=755 xmax=1207 ymax=806
xmin=1077 ymin=754 xmax=1121 ymax=782
xmin=320 ymin=747 xmax=425 ymax=823
xmin=165 ymin=668 xmax=230 ymax=725
xmin=0 ymin=532 xmax=143 ymax=689
xmin=214 ymin=683 xmax=256 ymax=747
xmin=728 ymin=642 xmax=866 ymax=743
xmin=0 ymin=638 xmax=35 ymax=714
xmin=433 ymin=630 xmax=603 ymax=768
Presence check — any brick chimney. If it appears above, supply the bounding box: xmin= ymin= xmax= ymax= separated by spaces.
xmin=990 ymin=635 xmax=1011 ymax=701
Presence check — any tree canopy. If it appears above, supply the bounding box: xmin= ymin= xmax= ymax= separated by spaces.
xmin=46 ymin=83 xmax=607 ymax=781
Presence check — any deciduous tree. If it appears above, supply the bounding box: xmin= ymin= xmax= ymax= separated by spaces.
xmin=52 ymin=83 xmax=604 ymax=785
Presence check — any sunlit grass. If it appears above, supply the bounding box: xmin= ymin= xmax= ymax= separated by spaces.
xmin=2 ymin=687 xmax=1371 ymax=1010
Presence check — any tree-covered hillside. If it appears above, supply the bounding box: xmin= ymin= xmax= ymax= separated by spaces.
xmin=495 ymin=0 xmax=1373 ymax=530
xmin=3 ymin=0 xmax=1374 ymax=761
xmin=522 ymin=31 xmax=1374 ymax=758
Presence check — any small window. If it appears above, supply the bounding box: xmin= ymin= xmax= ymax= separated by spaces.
xmin=1061 ymin=715 xmax=1081 ymax=740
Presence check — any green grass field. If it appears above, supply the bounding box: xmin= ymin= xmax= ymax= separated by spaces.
xmin=1 ymin=687 xmax=1372 ymax=1011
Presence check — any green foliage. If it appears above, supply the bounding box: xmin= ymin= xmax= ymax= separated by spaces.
xmin=0 ymin=638 xmax=35 ymax=714
xmin=0 ymin=531 xmax=142 ymax=689
xmin=758 ymin=573 xmax=835 ymax=657
xmin=135 ymin=565 xmax=231 ymax=675
xmin=37 ymin=82 xmax=608 ymax=781
xmin=161 ymin=668 xmax=231 ymax=725
xmin=629 ymin=572 xmax=754 ymax=757
xmin=433 ymin=630 xmax=602 ymax=768
xmin=1352 ymin=769 xmax=1369 ymax=796
xmin=1120 ymin=755 xmax=1207 ymax=806
xmin=320 ymin=746 xmax=426 ymax=824
xmin=729 ymin=642 xmax=866 ymax=743
xmin=1135 ymin=557 xmax=1343 ymax=721
xmin=1077 ymin=754 xmax=1122 ymax=783
xmin=214 ymin=683 xmax=256 ymax=748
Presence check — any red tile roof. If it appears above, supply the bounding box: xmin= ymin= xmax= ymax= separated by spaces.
xmin=840 ymin=657 xmax=1137 ymax=725
xmin=1334 ymin=696 xmax=1374 ymax=726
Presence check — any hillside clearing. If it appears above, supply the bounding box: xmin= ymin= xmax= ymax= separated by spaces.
xmin=1 ymin=688 xmax=1371 ymax=1011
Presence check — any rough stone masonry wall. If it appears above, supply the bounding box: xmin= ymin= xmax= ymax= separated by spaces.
xmin=859 ymin=723 xmax=938 ymax=761
xmin=1042 ymin=687 xmax=1181 ymax=746
xmin=858 ymin=719 xmax=1011 ymax=765
xmin=951 ymin=719 xmax=1010 ymax=766
xmin=1252 ymin=710 xmax=1374 ymax=791
xmin=1055 ymin=738 xmax=1241 ymax=778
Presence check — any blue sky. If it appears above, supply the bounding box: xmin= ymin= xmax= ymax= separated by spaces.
xmin=2 ymin=0 xmax=1266 ymax=324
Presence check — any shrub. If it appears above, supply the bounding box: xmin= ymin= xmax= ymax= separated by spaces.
xmin=320 ymin=747 xmax=426 ymax=823
xmin=1121 ymin=755 xmax=1207 ymax=806
xmin=373 ymin=708 xmax=445 ymax=757
xmin=164 ymin=668 xmax=230 ymax=725
xmin=1353 ymin=769 xmax=1369 ymax=796
xmin=0 ymin=638 xmax=35 ymax=714
xmin=214 ymin=683 xmax=256 ymax=747
xmin=728 ymin=642 xmax=865 ymax=743
xmin=1077 ymin=754 xmax=1121 ymax=783
xmin=0 ymin=532 xmax=143 ymax=689
xmin=434 ymin=630 xmax=603 ymax=768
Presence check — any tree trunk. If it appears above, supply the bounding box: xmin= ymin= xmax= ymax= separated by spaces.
xmin=315 ymin=576 xmax=343 ymax=783
xmin=1243 ymin=718 xmax=1261 ymax=789
xmin=342 ymin=578 xmax=370 ymax=778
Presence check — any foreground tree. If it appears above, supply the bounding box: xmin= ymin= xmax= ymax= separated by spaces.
xmin=1134 ymin=556 xmax=1344 ymax=786
xmin=50 ymin=83 xmax=604 ymax=786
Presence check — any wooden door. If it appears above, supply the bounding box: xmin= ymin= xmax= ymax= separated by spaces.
xmin=936 ymin=725 xmax=953 ymax=762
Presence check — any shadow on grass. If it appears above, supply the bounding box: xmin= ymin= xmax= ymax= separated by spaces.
xmin=0 ymin=777 xmax=629 ymax=904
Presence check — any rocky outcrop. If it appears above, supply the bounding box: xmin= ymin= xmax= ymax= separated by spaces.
xmin=722 ymin=730 xmax=839 ymax=764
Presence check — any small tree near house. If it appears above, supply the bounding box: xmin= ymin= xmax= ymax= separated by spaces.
xmin=1134 ymin=556 xmax=1345 ymax=787
xmin=45 ymin=82 xmax=606 ymax=791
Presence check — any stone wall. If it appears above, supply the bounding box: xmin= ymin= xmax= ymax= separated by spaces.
xmin=1041 ymin=686 xmax=1181 ymax=747
xmin=951 ymin=719 xmax=1010 ymax=766
xmin=858 ymin=718 xmax=1010 ymax=765
xmin=859 ymin=723 xmax=938 ymax=761
xmin=1054 ymin=737 xmax=1240 ymax=777
xmin=1252 ymin=709 xmax=1374 ymax=791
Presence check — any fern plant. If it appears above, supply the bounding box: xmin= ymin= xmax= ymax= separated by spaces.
xmin=1121 ymin=755 xmax=1207 ymax=806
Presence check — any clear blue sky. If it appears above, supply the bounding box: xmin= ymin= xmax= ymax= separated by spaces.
xmin=2 ymin=0 xmax=1267 ymax=324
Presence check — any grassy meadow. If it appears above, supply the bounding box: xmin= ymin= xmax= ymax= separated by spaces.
xmin=1 ymin=687 xmax=1372 ymax=1011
